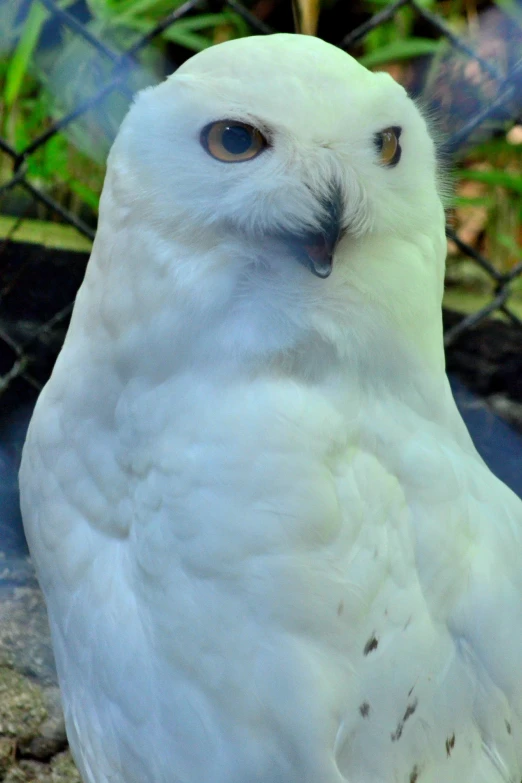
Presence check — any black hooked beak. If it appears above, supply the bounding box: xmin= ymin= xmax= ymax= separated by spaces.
xmin=283 ymin=187 xmax=344 ymax=279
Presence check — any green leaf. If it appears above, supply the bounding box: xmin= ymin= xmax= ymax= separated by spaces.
xmin=365 ymin=0 xmax=401 ymax=6
xmin=42 ymin=135 xmax=68 ymax=177
xmin=4 ymin=2 xmax=48 ymax=108
xmin=101 ymin=0 xmax=191 ymax=24
xmin=363 ymin=24 xmax=394 ymax=54
xmin=462 ymin=169 xmax=522 ymax=195
xmin=0 ymin=216 xmax=92 ymax=251
xmin=452 ymin=195 xmax=495 ymax=208
xmin=359 ymin=38 xmax=441 ymax=68
xmin=165 ymin=13 xmax=236 ymax=31
xmin=228 ymin=10 xmax=250 ymax=37
xmin=161 ymin=28 xmax=215 ymax=51
xmin=67 ymin=177 xmax=100 ymax=210
xmin=497 ymin=232 xmax=522 ymax=256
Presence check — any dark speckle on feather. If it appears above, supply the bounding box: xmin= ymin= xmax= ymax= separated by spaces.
xmin=364 ymin=634 xmax=378 ymax=655
xmin=506 ymin=719 xmax=512 ymax=735
xmin=391 ymin=725 xmax=402 ymax=743
xmin=445 ymin=733 xmax=455 ymax=757
xmin=410 ymin=765 xmax=420 ymax=783
xmin=359 ymin=702 xmax=370 ymax=718
xmin=337 ymin=600 xmax=344 ymax=616
xmin=390 ymin=699 xmax=418 ymax=742
xmin=404 ymin=702 xmax=417 ymax=722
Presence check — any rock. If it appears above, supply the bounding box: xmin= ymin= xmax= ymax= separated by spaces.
xmin=0 ymin=585 xmax=57 ymax=686
xmin=0 ymin=666 xmax=47 ymax=744
xmin=49 ymin=751 xmax=81 ymax=782
xmin=0 ymin=735 xmax=16 ymax=777
xmin=3 ymin=751 xmax=81 ymax=782
xmin=0 ymin=666 xmax=80 ymax=782
xmin=19 ymin=687 xmax=67 ymax=761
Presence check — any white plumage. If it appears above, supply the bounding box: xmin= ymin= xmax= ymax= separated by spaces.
xmin=19 ymin=33 xmax=522 ymax=783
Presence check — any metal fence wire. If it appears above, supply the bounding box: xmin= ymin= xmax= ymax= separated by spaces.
xmin=1 ymin=0 xmax=522 ymax=411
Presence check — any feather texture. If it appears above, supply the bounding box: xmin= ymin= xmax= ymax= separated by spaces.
xmin=20 ymin=33 xmax=522 ymax=783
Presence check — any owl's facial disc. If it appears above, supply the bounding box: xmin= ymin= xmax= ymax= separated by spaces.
xmin=199 ymin=120 xmax=344 ymax=278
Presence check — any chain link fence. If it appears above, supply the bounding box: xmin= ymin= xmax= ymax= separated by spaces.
xmin=1 ymin=0 xmax=522 ymax=414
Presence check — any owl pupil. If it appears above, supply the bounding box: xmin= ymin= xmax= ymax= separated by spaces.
xmin=222 ymin=125 xmax=252 ymax=154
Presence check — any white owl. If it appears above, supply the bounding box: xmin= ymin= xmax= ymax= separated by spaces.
xmin=19 ymin=33 xmax=522 ymax=783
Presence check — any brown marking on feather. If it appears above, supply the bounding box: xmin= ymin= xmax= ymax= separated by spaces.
xmin=391 ymin=699 xmax=418 ymax=742
xmin=359 ymin=702 xmax=370 ymax=718
xmin=363 ymin=634 xmax=378 ymax=655
xmin=410 ymin=765 xmax=420 ymax=783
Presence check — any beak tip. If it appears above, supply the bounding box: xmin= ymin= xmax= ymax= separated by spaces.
xmin=309 ymin=256 xmax=333 ymax=278
xmin=303 ymin=235 xmax=336 ymax=279
xmin=280 ymin=184 xmax=343 ymax=280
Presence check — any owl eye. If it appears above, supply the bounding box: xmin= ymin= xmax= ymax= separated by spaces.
xmin=201 ymin=121 xmax=267 ymax=162
xmin=374 ymin=126 xmax=402 ymax=166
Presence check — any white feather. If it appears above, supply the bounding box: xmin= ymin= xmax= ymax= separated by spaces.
xmin=20 ymin=33 xmax=522 ymax=783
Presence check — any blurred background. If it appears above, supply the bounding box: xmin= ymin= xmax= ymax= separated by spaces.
xmin=0 ymin=0 xmax=521 ymax=780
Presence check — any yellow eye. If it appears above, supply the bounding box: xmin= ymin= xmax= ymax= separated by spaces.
xmin=375 ymin=126 xmax=402 ymax=166
xmin=201 ymin=121 xmax=267 ymax=162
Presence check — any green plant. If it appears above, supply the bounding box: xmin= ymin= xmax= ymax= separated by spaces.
xmin=1 ymin=0 xmax=521 ymax=308
xmin=358 ymin=0 xmax=442 ymax=68
xmin=0 ymin=0 xmax=251 ymax=218
xmin=459 ymin=138 xmax=522 ymax=271
xmin=84 ymin=0 xmax=251 ymax=51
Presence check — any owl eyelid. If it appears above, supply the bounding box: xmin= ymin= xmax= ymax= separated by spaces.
xmin=200 ymin=120 xmax=271 ymax=145
xmin=210 ymin=118 xmax=271 ymax=135
xmin=374 ymin=126 xmax=402 ymax=140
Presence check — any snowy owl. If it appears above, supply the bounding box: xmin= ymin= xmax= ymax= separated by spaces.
xmin=20 ymin=33 xmax=522 ymax=783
